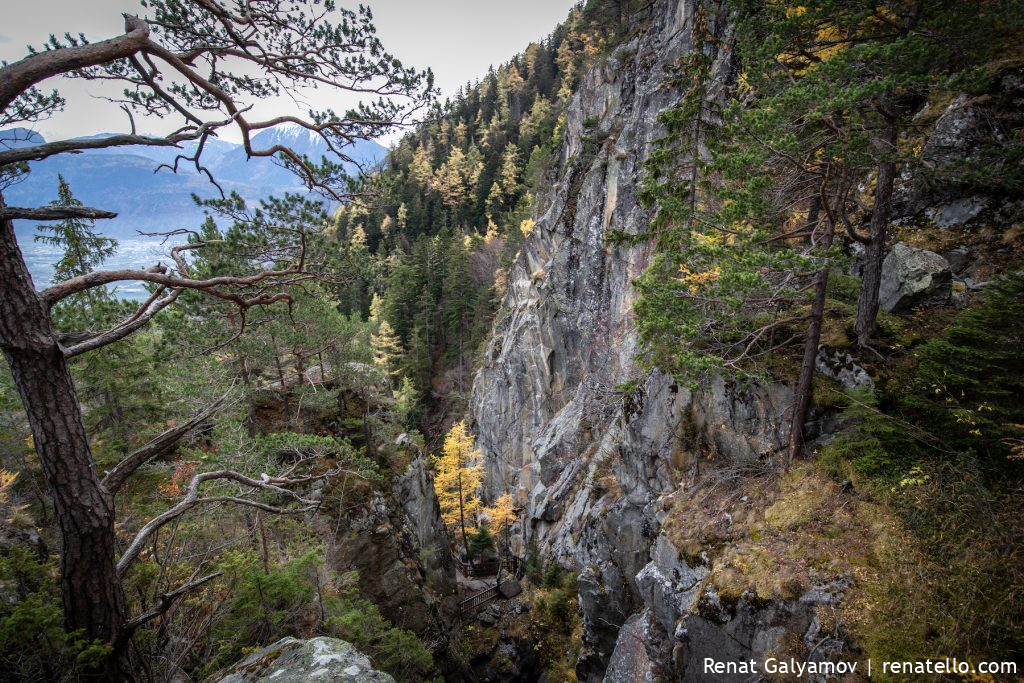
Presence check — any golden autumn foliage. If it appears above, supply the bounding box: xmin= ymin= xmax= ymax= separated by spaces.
xmin=433 ymin=421 xmax=484 ymax=531
xmin=0 ymin=469 xmax=16 ymax=505
xmin=485 ymin=492 xmax=516 ymax=530
xmin=371 ymin=319 xmax=403 ymax=379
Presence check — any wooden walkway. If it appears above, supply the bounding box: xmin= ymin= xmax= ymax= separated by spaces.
xmin=459 ymin=584 xmax=501 ymax=618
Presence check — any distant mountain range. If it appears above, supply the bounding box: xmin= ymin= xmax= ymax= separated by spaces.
xmin=1 ymin=125 xmax=387 ymax=239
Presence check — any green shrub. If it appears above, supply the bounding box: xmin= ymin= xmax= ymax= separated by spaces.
xmin=203 ymin=549 xmax=433 ymax=683
xmin=469 ymin=524 xmax=496 ymax=561
xmin=0 ymin=548 xmax=109 ymax=681
xmin=541 ymin=560 xmax=566 ymax=589
xmin=821 ymin=388 xmax=917 ymax=476
xmin=524 ymin=536 xmax=542 ymax=584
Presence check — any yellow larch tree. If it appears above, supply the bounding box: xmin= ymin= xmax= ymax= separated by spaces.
xmin=370 ymin=295 xmax=403 ymax=383
xmin=484 ymin=492 xmax=516 ymax=553
xmin=434 ymin=421 xmax=484 ymax=562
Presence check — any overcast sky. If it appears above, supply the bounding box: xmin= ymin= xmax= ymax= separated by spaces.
xmin=0 ymin=0 xmax=580 ymax=145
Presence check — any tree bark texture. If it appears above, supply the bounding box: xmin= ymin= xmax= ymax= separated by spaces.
xmin=855 ymin=119 xmax=899 ymax=347
xmin=0 ymin=207 xmax=127 ymax=662
xmin=787 ymin=200 xmax=830 ymax=468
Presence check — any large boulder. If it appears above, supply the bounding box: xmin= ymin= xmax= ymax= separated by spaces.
xmin=210 ymin=637 xmax=394 ymax=683
xmin=879 ymin=242 xmax=952 ymax=313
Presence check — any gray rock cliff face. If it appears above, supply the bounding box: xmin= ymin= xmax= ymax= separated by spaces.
xmin=329 ymin=452 xmax=457 ymax=635
xmin=469 ymin=1 xmax=840 ymax=679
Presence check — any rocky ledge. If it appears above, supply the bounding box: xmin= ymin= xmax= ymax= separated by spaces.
xmin=210 ymin=637 xmax=394 ymax=683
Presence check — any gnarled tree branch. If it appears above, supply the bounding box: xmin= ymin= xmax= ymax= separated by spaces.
xmin=117 ymin=465 xmax=349 ymax=576
xmin=101 ymin=391 xmax=230 ymax=495
xmin=0 ymin=14 xmax=150 ymax=113
xmin=118 ymin=570 xmax=222 ymax=643
xmin=0 ymin=206 xmax=118 ymax=221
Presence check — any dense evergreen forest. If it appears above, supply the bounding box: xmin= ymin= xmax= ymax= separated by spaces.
xmin=0 ymin=0 xmax=1022 ymax=681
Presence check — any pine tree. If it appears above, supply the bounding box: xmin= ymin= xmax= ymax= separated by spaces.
xmin=35 ymin=175 xmax=117 ymax=286
xmin=635 ymin=1 xmax=841 ymax=467
xmin=468 ymin=524 xmax=496 ymax=561
xmin=392 ymin=376 xmax=420 ymax=429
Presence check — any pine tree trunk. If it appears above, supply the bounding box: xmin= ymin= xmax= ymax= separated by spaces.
xmin=855 ymin=118 xmax=898 ymax=347
xmin=787 ymin=201 xmax=830 ymax=468
xmin=236 ymin=349 xmax=257 ymax=437
xmin=855 ymin=9 xmax=921 ymax=350
xmin=0 ymin=212 xmax=128 ymax=675
xmin=457 ymin=468 xmax=473 ymax=569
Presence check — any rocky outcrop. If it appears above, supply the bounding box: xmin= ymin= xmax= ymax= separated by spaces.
xmin=879 ymin=242 xmax=952 ymax=313
xmin=602 ymin=613 xmax=657 ymax=683
xmin=211 ymin=637 xmax=393 ymax=683
xmin=896 ymin=63 xmax=1024 ymax=222
xmin=815 ymin=347 xmax=874 ymax=391
xmin=468 ymin=0 xmax=849 ymax=679
xmin=393 ymin=450 xmax=459 ymax=601
xmin=329 ymin=452 xmax=457 ymax=635
xmin=471 ymin=0 xmax=709 ymax=503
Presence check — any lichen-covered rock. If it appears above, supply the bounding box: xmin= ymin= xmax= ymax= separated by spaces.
xmin=602 ymin=613 xmax=657 ymax=683
xmin=815 ymin=347 xmax=874 ymax=391
xmin=210 ymin=637 xmax=394 ymax=683
xmin=879 ymin=242 xmax=952 ymax=313
xmin=920 ymin=94 xmax=999 ymax=171
xmin=635 ymin=536 xmax=707 ymax=638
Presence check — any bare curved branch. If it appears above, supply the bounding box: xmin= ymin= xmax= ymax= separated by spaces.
xmin=117 ymin=466 xmax=348 ymax=576
xmin=41 ymin=264 xmax=304 ymax=307
xmin=0 ymin=134 xmax=178 ymax=166
xmin=0 ymin=206 xmax=118 ymax=221
xmin=101 ymin=390 xmax=230 ymax=495
xmin=63 ymin=288 xmax=183 ymax=358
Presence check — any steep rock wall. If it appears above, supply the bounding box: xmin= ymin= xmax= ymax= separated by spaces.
xmin=470 ymin=1 xmax=846 ymax=680
xmin=329 ymin=452 xmax=458 ymax=636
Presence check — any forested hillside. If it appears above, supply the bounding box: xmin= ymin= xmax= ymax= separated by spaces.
xmin=327 ymin=3 xmax=621 ymax=423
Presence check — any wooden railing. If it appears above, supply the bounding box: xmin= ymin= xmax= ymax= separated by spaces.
xmin=459 ymin=585 xmax=500 ymax=617
xmin=454 ymin=556 xmax=499 ymax=578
